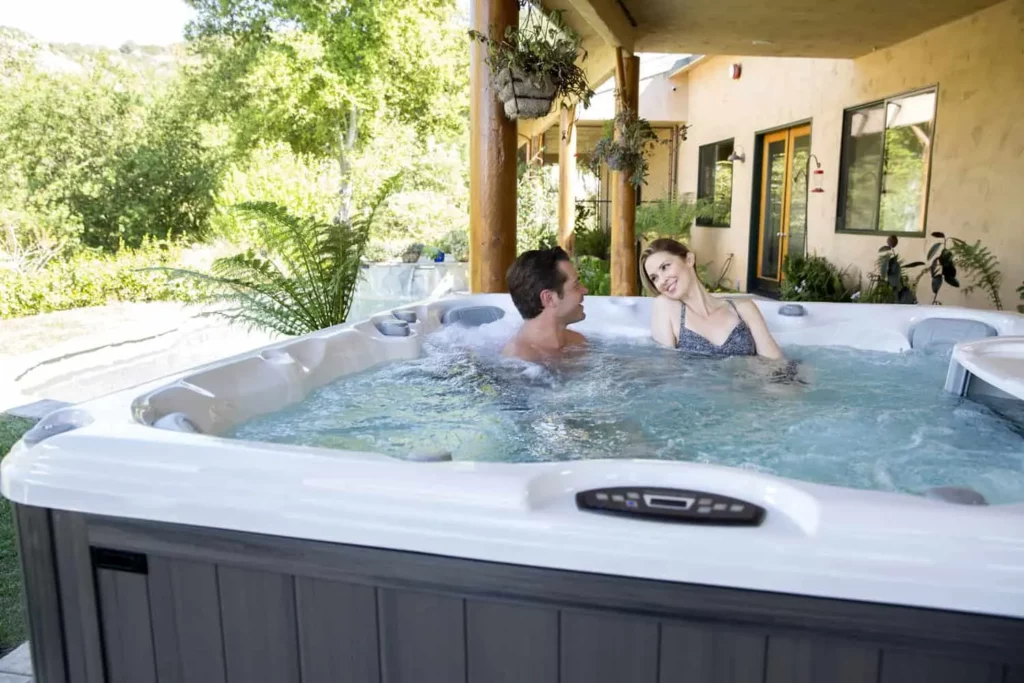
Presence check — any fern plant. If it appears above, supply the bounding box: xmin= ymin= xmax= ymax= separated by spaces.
xmin=948 ymin=237 xmax=1002 ymax=309
xmin=163 ymin=178 xmax=399 ymax=336
xmin=1017 ymin=281 xmax=1024 ymax=314
xmin=635 ymin=197 xmax=714 ymax=242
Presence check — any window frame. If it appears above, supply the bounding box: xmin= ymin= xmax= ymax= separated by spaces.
xmin=695 ymin=138 xmax=735 ymax=228
xmin=834 ymin=85 xmax=938 ymax=237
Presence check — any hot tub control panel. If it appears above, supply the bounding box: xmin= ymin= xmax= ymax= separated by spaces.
xmin=575 ymin=487 xmax=765 ymax=526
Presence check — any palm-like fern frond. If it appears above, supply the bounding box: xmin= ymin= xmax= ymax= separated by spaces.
xmin=158 ymin=175 xmax=401 ymax=336
xmin=950 ymin=238 xmax=1003 ymax=310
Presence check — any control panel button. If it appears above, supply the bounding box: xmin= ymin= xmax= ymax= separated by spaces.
xmin=698 ymin=498 xmax=712 ymax=505
xmin=697 ymin=506 xmax=712 ymax=514
xmin=713 ymin=503 xmax=727 ymax=511
xmin=596 ymin=493 xmax=609 ymax=501
xmin=612 ymin=494 xmax=625 ymax=502
xmin=729 ymin=504 xmax=744 ymax=512
xmin=627 ymin=492 xmax=640 ymax=500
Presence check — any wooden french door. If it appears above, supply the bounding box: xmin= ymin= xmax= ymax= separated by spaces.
xmin=755 ymin=124 xmax=811 ymax=288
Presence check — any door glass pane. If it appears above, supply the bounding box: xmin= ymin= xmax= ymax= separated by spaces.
xmin=840 ymin=105 xmax=884 ymax=231
xmin=878 ymin=90 xmax=935 ymax=233
xmin=787 ymin=133 xmax=810 ymax=261
xmin=760 ymin=139 xmax=787 ymax=280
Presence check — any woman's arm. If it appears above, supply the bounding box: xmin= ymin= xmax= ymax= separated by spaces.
xmin=735 ymin=299 xmax=784 ymax=359
xmin=650 ymin=297 xmax=679 ymax=348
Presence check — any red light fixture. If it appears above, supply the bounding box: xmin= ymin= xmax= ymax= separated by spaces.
xmin=730 ymin=63 xmax=742 ymax=80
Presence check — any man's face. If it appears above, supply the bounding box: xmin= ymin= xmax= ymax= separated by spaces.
xmin=549 ymin=260 xmax=587 ymax=324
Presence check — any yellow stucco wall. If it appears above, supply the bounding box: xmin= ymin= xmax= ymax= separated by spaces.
xmin=677 ymin=0 xmax=1024 ymax=309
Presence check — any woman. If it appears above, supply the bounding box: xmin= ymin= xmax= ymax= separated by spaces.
xmin=640 ymin=238 xmax=783 ymax=359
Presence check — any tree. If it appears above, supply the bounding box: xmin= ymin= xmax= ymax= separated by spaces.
xmin=184 ymin=0 xmax=468 ymax=222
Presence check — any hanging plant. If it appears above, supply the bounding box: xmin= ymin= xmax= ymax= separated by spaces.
xmin=587 ymin=109 xmax=660 ymax=188
xmin=468 ymin=1 xmax=593 ymax=121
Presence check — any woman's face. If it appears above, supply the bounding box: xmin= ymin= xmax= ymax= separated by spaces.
xmin=644 ymin=250 xmax=695 ymax=299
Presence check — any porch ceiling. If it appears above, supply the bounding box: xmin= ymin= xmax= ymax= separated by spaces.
xmin=560 ymin=0 xmax=1004 ymax=58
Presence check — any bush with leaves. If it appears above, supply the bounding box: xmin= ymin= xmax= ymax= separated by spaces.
xmin=165 ymin=178 xmax=399 ymax=336
xmin=517 ymin=163 xmax=558 ymax=253
xmin=1017 ymin=282 xmax=1024 ymax=314
xmin=588 ymin=109 xmax=660 ymax=188
xmin=635 ymin=196 xmax=713 ymax=242
xmin=574 ymin=255 xmax=610 ymax=296
xmin=861 ymin=235 xmax=925 ymax=304
xmin=0 ymin=239 xmax=209 ymax=319
xmin=781 ymin=254 xmax=853 ymax=303
xmin=436 ymin=229 xmax=470 ymax=262
xmin=467 ymin=2 xmax=593 ymax=118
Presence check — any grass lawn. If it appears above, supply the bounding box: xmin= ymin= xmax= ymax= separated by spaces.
xmin=0 ymin=415 xmax=34 ymax=655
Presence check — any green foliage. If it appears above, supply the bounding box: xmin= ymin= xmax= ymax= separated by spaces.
xmin=0 ymin=414 xmax=34 ymax=651
xmin=781 ymin=254 xmax=853 ymax=303
xmin=165 ymin=178 xmax=399 ymax=336
xmin=517 ymin=164 xmax=558 ymax=254
xmin=1017 ymin=281 xmax=1024 ymax=314
xmin=0 ymin=240 xmax=209 ymax=319
xmin=0 ymin=57 xmax=221 ymax=254
xmin=864 ymin=235 xmax=925 ymax=304
xmin=212 ymin=142 xmax=341 ymax=245
xmin=921 ymin=232 xmax=960 ymax=305
xmin=436 ymin=228 xmax=469 ymax=262
xmin=588 ymin=109 xmax=660 ymax=188
xmin=186 ymin=0 xmax=468 ymax=158
xmin=947 ymin=237 xmax=1002 ymax=309
xmin=574 ymin=255 xmax=609 ymax=296
xmin=636 ymin=196 xmax=713 ymax=242
xmin=467 ymin=3 xmax=592 ymax=115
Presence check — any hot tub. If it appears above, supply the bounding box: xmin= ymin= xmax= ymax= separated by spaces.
xmin=4 ymin=295 xmax=1024 ymax=683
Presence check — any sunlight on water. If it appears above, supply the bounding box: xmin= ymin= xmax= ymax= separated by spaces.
xmin=231 ymin=320 xmax=1024 ymax=503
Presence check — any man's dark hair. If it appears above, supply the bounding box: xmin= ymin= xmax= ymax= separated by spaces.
xmin=506 ymin=246 xmax=571 ymax=319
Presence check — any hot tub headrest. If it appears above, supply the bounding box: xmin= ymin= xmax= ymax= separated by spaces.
xmin=910 ymin=318 xmax=997 ymax=351
xmin=441 ymin=305 xmax=505 ymax=328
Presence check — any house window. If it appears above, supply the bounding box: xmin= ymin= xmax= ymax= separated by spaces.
xmin=696 ymin=139 xmax=733 ymax=227
xmin=836 ymin=87 xmax=937 ymax=235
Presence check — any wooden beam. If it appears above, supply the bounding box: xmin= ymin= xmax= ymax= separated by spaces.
xmin=469 ymin=0 xmax=518 ymax=293
xmin=610 ymin=49 xmax=639 ymax=296
xmin=565 ymin=0 xmax=635 ymax=52
xmin=558 ymin=105 xmax=577 ymax=254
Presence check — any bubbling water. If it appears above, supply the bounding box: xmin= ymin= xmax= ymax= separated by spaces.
xmin=230 ymin=321 xmax=1024 ymax=503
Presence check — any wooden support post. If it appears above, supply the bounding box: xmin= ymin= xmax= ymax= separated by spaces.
xmin=558 ymin=106 xmax=577 ymax=254
xmin=610 ymin=49 xmax=640 ymax=296
xmin=469 ymin=0 xmax=518 ymax=293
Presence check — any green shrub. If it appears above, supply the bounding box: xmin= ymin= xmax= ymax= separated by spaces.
xmin=781 ymin=254 xmax=853 ymax=303
xmin=636 ymin=196 xmax=713 ymax=242
xmin=0 ymin=239 xmax=209 ymax=319
xmin=575 ymin=256 xmax=610 ymax=296
xmin=436 ymin=228 xmax=469 ymax=262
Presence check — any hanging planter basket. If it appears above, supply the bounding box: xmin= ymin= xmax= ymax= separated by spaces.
xmin=496 ymin=68 xmax=556 ymax=120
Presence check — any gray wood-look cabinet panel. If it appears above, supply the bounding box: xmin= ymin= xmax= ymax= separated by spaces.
xmin=466 ymin=601 xmax=558 ymax=683
xmin=378 ymin=588 xmax=466 ymax=683
xmin=295 ymin=578 xmax=380 ymax=683
xmin=218 ymin=567 xmax=301 ymax=683
xmin=561 ymin=611 xmax=659 ymax=683
xmin=660 ymin=623 xmax=767 ymax=683
xmin=95 ymin=568 xmax=157 ymax=683
xmin=147 ymin=557 xmax=227 ymax=683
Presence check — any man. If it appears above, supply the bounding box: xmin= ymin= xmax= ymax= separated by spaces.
xmin=502 ymin=246 xmax=588 ymax=361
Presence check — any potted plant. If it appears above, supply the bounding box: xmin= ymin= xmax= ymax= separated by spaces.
xmin=587 ymin=109 xmax=660 ymax=188
xmin=468 ymin=1 xmax=593 ymax=121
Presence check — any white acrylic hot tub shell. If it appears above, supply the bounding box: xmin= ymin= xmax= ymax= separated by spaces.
xmin=4 ymin=295 xmax=1024 ymax=620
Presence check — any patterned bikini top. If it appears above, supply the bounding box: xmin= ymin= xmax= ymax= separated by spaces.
xmin=677 ymin=300 xmax=757 ymax=357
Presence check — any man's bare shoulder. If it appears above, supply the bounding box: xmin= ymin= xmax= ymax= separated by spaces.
xmin=565 ymin=329 xmax=587 ymax=345
xmin=502 ymin=338 xmax=543 ymax=362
